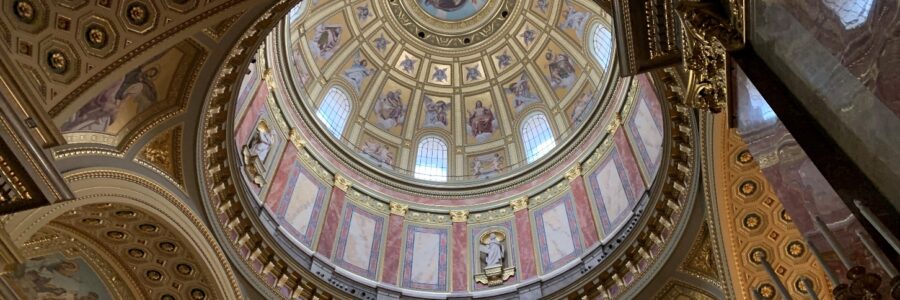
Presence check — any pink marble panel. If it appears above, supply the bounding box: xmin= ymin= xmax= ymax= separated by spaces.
xmin=451 ymin=222 xmax=468 ymax=292
xmin=614 ymin=130 xmax=647 ymax=195
xmin=334 ymin=205 xmax=384 ymax=279
xmin=514 ymin=211 xmax=537 ymax=280
xmin=315 ymin=187 xmax=345 ymax=258
xmin=588 ymin=146 xmax=639 ymax=233
xmin=265 ymin=145 xmax=329 ymax=248
xmin=235 ymin=84 xmax=270 ymax=147
xmin=534 ymin=194 xmax=583 ymax=273
xmin=402 ymin=226 xmax=449 ymax=291
xmin=380 ymin=214 xmax=404 ymax=285
xmin=264 ymin=145 xmax=299 ymax=210
xmin=570 ymin=177 xmax=599 ymax=247
xmin=236 ymin=60 xmax=260 ymax=113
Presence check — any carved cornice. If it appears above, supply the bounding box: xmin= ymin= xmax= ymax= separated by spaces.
xmin=389 ymin=202 xmax=408 ymax=217
xmin=449 ymin=210 xmax=469 ymax=223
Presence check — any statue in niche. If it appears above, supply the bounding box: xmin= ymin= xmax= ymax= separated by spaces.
xmin=475 ymin=230 xmax=515 ymax=286
xmin=242 ymin=120 xmax=274 ymax=186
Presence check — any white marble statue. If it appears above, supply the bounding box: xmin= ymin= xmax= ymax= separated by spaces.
xmin=480 ymin=233 xmax=504 ymax=268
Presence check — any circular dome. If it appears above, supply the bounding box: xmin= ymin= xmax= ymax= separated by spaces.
xmin=282 ymin=0 xmax=617 ymax=189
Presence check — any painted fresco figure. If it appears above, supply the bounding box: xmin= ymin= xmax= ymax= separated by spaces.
xmin=60 ymin=67 xmax=159 ymax=134
xmin=571 ymin=90 xmax=594 ymax=123
xmin=468 ymin=100 xmax=497 ymax=142
xmin=547 ymin=52 xmax=576 ymax=89
xmin=343 ymin=52 xmax=375 ymax=92
xmin=361 ymin=140 xmax=394 ymax=167
xmin=507 ymin=73 xmax=539 ymax=111
xmin=374 ymin=90 xmax=406 ymax=130
xmin=310 ymin=24 xmax=342 ymax=60
xmin=423 ymin=96 xmax=449 ymax=128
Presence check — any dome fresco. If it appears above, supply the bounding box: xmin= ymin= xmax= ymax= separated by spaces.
xmin=283 ymin=0 xmax=617 ymax=184
xmin=231 ymin=0 xmax=671 ymax=296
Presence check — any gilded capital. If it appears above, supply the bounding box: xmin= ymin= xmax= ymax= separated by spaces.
xmin=333 ymin=175 xmax=352 ymax=192
xmin=510 ymin=197 xmax=528 ymax=212
xmin=449 ymin=210 xmax=469 ymax=223
xmin=288 ymin=128 xmax=306 ymax=149
xmin=390 ymin=202 xmax=409 ymax=216
xmin=565 ymin=165 xmax=582 ymax=182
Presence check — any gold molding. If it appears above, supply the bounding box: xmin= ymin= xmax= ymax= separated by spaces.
xmin=510 ymin=197 xmax=528 ymax=212
xmin=389 ymin=202 xmax=409 ymax=217
xmin=333 ymin=174 xmax=352 ymax=192
xmin=450 ymin=210 xmax=469 ymax=223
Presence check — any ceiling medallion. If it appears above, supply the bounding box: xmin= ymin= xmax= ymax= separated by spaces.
xmin=126 ymin=2 xmax=150 ymax=25
xmin=146 ymin=269 xmax=164 ymax=281
xmin=161 ymin=295 xmax=175 ymax=300
xmin=85 ymin=25 xmax=108 ymax=48
xmin=739 ymin=180 xmax=757 ymax=196
xmin=13 ymin=0 xmax=36 ymax=23
xmin=106 ymin=230 xmax=127 ymax=240
xmin=46 ymin=50 xmax=68 ymax=73
xmin=779 ymin=209 xmax=792 ymax=223
xmin=158 ymin=241 xmax=177 ymax=253
xmin=742 ymin=213 xmax=761 ymax=230
xmin=387 ymin=0 xmax=517 ymax=48
xmin=758 ymin=283 xmax=776 ymax=299
xmin=128 ymin=248 xmax=147 ymax=259
xmin=794 ymin=278 xmax=810 ymax=294
xmin=176 ymin=263 xmax=194 ymax=276
xmin=786 ymin=241 xmax=805 ymax=258
xmin=190 ymin=288 xmax=206 ymax=299
xmin=737 ymin=150 xmax=753 ymax=164
xmin=749 ymin=247 xmax=766 ymax=264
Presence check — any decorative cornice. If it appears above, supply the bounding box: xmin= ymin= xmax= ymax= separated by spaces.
xmin=565 ymin=165 xmax=582 ymax=182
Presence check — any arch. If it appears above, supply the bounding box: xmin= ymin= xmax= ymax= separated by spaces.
xmin=414 ymin=136 xmax=449 ymax=181
xmin=3 ymin=168 xmax=242 ymax=300
xmin=589 ymin=22 xmax=614 ymax=70
xmin=520 ymin=112 xmax=556 ymax=163
xmin=316 ymin=86 xmax=352 ymax=137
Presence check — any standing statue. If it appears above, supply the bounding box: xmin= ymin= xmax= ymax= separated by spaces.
xmin=480 ymin=233 xmax=504 ymax=268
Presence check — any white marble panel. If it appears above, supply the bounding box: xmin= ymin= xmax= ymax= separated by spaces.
xmin=343 ymin=211 xmax=377 ymax=269
xmin=598 ymin=159 xmax=629 ymax=225
xmin=410 ymin=231 xmax=440 ymax=285
xmin=635 ymin=98 xmax=663 ymax=163
xmin=542 ymin=203 xmax=576 ymax=263
xmin=284 ymin=172 xmax=319 ymax=234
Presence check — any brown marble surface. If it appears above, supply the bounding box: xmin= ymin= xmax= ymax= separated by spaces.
xmin=751 ymin=0 xmax=900 ymax=206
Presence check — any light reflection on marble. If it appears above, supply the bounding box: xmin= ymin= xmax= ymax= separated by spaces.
xmin=751 ymin=0 xmax=900 ymax=205
xmin=735 ymin=65 xmax=889 ymax=289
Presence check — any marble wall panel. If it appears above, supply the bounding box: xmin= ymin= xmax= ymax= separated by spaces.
xmin=534 ymin=193 xmax=583 ymax=273
xmin=402 ymin=226 xmax=449 ymax=291
xmin=334 ymin=204 xmax=384 ymax=279
xmin=589 ymin=146 xmax=638 ymax=234
xmin=628 ymin=76 xmax=664 ymax=177
xmin=265 ymin=148 xmax=329 ymax=248
xmin=235 ymin=84 xmax=270 ymax=147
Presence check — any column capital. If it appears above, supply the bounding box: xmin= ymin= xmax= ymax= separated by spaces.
xmin=565 ymin=164 xmax=582 ymax=182
xmin=390 ymin=202 xmax=408 ymax=217
xmin=449 ymin=210 xmax=468 ymax=223
xmin=510 ymin=197 xmax=529 ymax=212
xmin=333 ymin=174 xmax=352 ymax=192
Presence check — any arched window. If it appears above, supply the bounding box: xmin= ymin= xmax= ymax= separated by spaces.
xmin=521 ymin=113 xmax=556 ymax=163
xmin=316 ymin=87 xmax=351 ymax=137
xmin=824 ymin=0 xmax=873 ymax=29
xmin=590 ymin=24 xmax=613 ymax=70
xmin=414 ymin=136 xmax=448 ymax=182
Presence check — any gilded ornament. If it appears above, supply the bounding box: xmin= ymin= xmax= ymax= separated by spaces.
xmin=749 ymin=248 xmax=766 ymax=264
xmin=737 ymin=150 xmax=753 ymax=164
xmin=758 ymin=283 xmax=775 ymax=299
xmin=565 ymin=165 xmax=582 ymax=181
xmin=333 ymin=174 xmax=352 ymax=191
xmin=176 ymin=263 xmax=193 ymax=275
xmin=786 ymin=241 xmax=805 ymax=258
xmin=86 ymin=26 xmax=107 ymax=48
xmin=106 ymin=230 xmax=126 ymax=240
xmin=739 ymin=180 xmax=756 ymax=196
xmin=127 ymin=248 xmax=146 ymax=258
xmin=14 ymin=0 xmax=35 ymax=23
xmin=161 ymin=295 xmax=175 ymax=300
xmin=138 ymin=223 xmax=158 ymax=233
xmin=47 ymin=51 xmax=68 ymax=73
xmin=81 ymin=218 xmax=102 ymax=225
xmin=389 ymin=202 xmax=408 ymax=216
xmin=116 ymin=210 xmax=137 ymax=217
xmin=779 ymin=209 xmax=792 ymax=223
xmin=191 ymin=288 xmax=206 ymax=299
xmin=450 ymin=210 xmax=468 ymax=222
xmin=159 ymin=241 xmax=177 ymax=252
xmin=510 ymin=197 xmax=528 ymax=211
xmin=127 ymin=2 xmax=149 ymax=25
xmin=794 ymin=278 xmax=809 ymax=294
xmin=146 ymin=269 xmax=163 ymax=281
xmin=742 ymin=213 xmax=760 ymax=230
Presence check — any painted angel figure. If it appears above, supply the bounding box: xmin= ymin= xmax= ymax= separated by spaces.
xmin=479 ymin=233 xmax=504 ymax=268
xmin=559 ymin=2 xmax=590 ymax=38
xmin=423 ymin=96 xmax=449 ymax=128
xmin=343 ymin=52 xmax=375 ymax=92
xmin=547 ymin=52 xmax=576 ymax=89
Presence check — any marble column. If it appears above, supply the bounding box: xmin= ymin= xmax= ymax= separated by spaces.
xmin=380 ymin=203 xmax=407 ymax=286
xmin=512 ymin=197 xmax=537 ymax=279
xmin=567 ymin=166 xmax=600 ymax=248
xmin=451 ymin=210 xmax=468 ymax=292
xmin=316 ymin=182 xmax=348 ymax=259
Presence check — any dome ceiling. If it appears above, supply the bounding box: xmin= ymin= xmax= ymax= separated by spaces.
xmin=283 ymin=0 xmax=615 ymax=183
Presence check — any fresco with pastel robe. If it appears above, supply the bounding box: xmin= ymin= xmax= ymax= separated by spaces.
xmin=5 ymin=254 xmax=112 ymax=300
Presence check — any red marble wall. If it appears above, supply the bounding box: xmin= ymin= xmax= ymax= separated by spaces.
xmin=570 ymin=177 xmax=600 ymax=247
xmin=380 ymin=214 xmax=404 ymax=285
xmin=316 ymin=186 xmax=345 ymax=259
xmin=515 ymin=209 xmax=537 ymax=279
xmin=451 ymin=222 xmax=468 ymax=292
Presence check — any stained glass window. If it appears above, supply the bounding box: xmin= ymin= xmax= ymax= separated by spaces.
xmin=521 ymin=113 xmax=556 ymax=163
xmin=316 ymin=87 xmax=351 ymax=137
xmin=414 ymin=136 xmax=448 ymax=181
